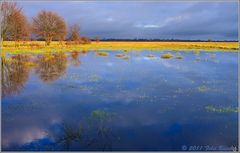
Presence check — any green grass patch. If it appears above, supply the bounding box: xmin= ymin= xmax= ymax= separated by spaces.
xmin=176 ymin=56 xmax=183 ymax=59
xmin=197 ymin=85 xmax=208 ymax=92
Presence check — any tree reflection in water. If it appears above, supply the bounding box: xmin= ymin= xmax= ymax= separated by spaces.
xmin=35 ymin=53 xmax=67 ymax=83
xmin=49 ymin=110 xmax=117 ymax=151
xmin=2 ymin=52 xmax=74 ymax=96
xmin=1 ymin=55 xmax=31 ymax=97
xmin=70 ymin=51 xmax=81 ymax=66
xmin=87 ymin=110 xmax=116 ymax=151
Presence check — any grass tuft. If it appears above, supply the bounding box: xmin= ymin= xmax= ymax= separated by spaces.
xmin=96 ymin=52 xmax=109 ymax=56
xmin=146 ymin=54 xmax=155 ymax=58
xmin=161 ymin=53 xmax=173 ymax=59
xmin=116 ymin=53 xmax=126 ymax=57
xmin=176 ymin=56 xmax=183 ymax=59
xmin=197 ymin=85 xmax=208 ymax=92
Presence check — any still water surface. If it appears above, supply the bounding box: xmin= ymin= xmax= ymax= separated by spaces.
xmin=2 ymin=50 xmax=238 ymax=151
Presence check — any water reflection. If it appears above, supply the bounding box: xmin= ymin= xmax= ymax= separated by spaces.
xmin=87 ymin=110 xmax=116 ymax=151
xmin=1 ymin=51 xmax=238 ymax=151
xmin=35 ymin=53 xmax=67 ymax=83
xmin=22 ymin=110 xmax=117 ymax=151
xmin=70 ymin=51 xmax=81 ymax=66
xmin=1 ymin=52 xmax=81 ymax=96
xmin=51 ymin=122 xmax=84 ymax=150
xmin=1 ymin=55 xmax=30 ymax=97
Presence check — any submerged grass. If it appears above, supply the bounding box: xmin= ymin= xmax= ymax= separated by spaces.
xmin=123 ymin=56 xmax=129 ymax=60
xmin=146 ymin=54 xmax=155 ymax=58
xmin=197 ymin=85 xmax=209 ymax=92
xmin=205 ymin=106 xmax=239 ymax=113
xmin=176 ymin=56 xmax=183 ymax=59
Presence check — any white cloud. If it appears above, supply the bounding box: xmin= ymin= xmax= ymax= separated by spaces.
xmin=134 ymin=14 xmax=190 ymax=29
xmin=2 ymin=127 xmax=47 ymax=148
xmin=160 ymin=14 xmax=189 ymax=27
xmin=143 ymin=24 xmax=160 ymax=28
xmin=106 ymin=17 xmax=114 ymax=22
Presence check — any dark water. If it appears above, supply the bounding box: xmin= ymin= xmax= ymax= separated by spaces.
xmin=1 ymin=50 xmax=238 ymax=151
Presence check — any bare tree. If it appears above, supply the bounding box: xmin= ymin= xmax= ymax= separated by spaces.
xmin=95 ymin=36 xmax=100 ymax=43
xmin=79 ymin=36 xmax=91 ymax=44
xmin=7 ymin=9 xmax=30 ymax=43
xmin=0 ymin=1 xmax=17 ymax=40
xmin=0 ymin=1 xmax=29 ymax=47
xmin=32 ymin=11 xmax=67 ymax=46
xmin=56 ymin=19 xmax=67 ymax=44
xmin=70 ymin=23 xmax=80 ymax=42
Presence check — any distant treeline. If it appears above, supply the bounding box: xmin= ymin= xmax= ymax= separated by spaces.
xmin=99 ymin=39 xmax=238 ymax=42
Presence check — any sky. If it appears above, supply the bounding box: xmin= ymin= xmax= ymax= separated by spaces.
xmin=18 ymin=1 xmax=238 ymax=40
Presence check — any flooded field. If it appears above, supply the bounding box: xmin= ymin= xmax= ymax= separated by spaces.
xmin=1 ymin=50 xmax=238 ymax=151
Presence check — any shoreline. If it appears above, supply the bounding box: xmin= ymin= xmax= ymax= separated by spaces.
xmin=1 ymin=41 xmax=239 ymax=54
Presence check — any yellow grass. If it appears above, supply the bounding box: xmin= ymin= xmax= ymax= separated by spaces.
xmin=96 ymin=51 xmax=109 ymax=56
xmin=1 ymin=41 xmax=239 ymax=54
xmin=116 ymin=53 xmax=127 ymax=57
xmin=161 ymin=53 xmax=174 ymax=59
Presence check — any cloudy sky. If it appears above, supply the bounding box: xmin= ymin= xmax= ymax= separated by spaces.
xmin=19 ymin=1 xmax=238 ymax=40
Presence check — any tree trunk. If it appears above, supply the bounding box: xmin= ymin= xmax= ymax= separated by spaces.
xmin=0 ymin=37 xmax=3 ymax=49
xmin=45 ymin=37 xmax=52 ymax=46
xmin=46 ymin=40 xmax=50 ymax=46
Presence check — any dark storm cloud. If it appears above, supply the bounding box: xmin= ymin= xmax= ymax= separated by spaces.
xmin=18 ymin=1 xmax=238 ymax=40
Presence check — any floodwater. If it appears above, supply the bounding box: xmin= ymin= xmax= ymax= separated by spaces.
xmin=1 ymin=50 xmax=238 ymax=151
